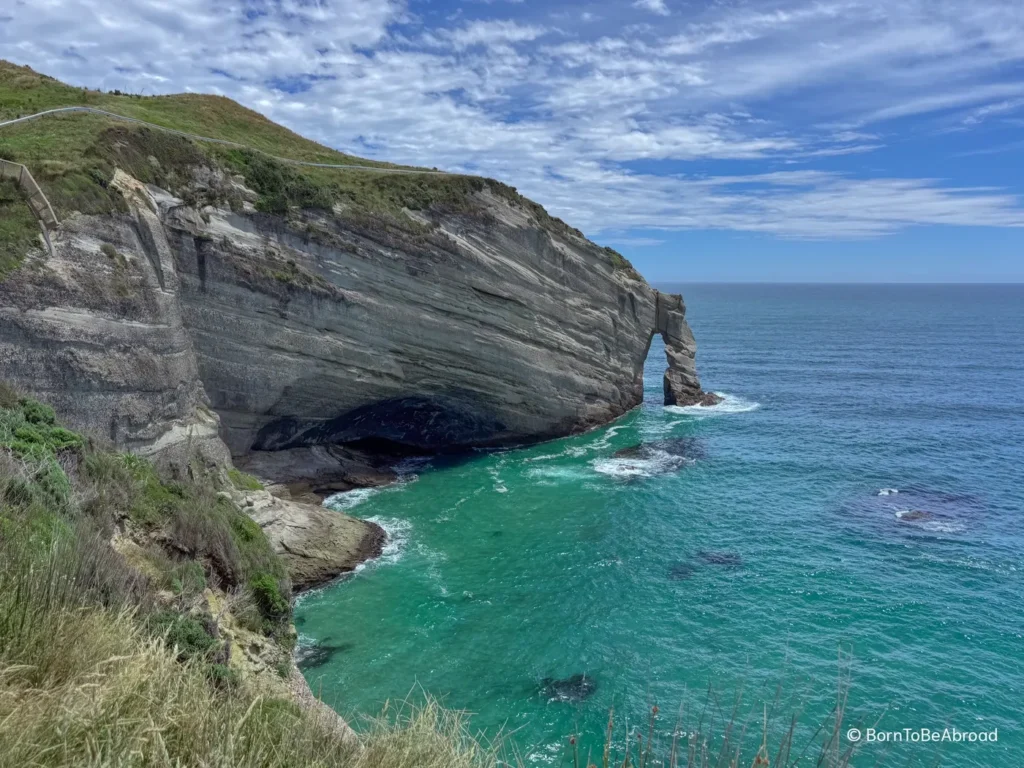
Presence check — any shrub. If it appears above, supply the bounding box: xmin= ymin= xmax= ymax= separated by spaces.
xmin=0 ymin=395 xmax=83 ymax=464
xmin=147 ymin=610 xmax=218 ymax=662
xmin=205 ymin=662 xmax=241 ymax=689
xmin=171 ymin=560 xmax=207 ymax=596
xmin=224 ymin=149 xmax=333 ymax=213
xmin=21 ymin=398 xmax=56 ymax=425
xmin=228 ymin=467 xmax=264 ymax=491
xmin=249 ymin=571 xmax=289 ymax=620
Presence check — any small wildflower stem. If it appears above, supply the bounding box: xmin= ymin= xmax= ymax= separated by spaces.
xmin=603 ymin=708 xmax=614 ymax=768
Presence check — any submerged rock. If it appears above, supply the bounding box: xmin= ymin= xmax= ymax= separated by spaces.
xmin=296 ymin=640 xmax=355 ymax=670
xmin=859 ymin=486 xmax=979 ymax=534
xmin=613 ymin=438 xmax=705 ymax=461
xmin=697 ymin=551 xmax=743 ymax=567
xmin=539 ymin=673 xmax=597 ymax=703
xmin=896 ymin=510 xmax=934 ymax=522
xmin=668 ymin=562 xmax=697 ymax=581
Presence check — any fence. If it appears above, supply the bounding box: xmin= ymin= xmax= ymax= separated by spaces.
xmin=0 ymin=159 xmax=59 ymax=230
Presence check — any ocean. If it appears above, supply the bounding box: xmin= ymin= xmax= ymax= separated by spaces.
xmin=295 ymin=284 xmax=1024 ymax=766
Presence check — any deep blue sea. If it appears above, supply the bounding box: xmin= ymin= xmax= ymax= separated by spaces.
xmin=296 ymin=284 xmax=1024 ymax=766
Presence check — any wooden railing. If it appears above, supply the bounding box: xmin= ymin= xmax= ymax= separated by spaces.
xmin=0 ymin=159 xmax=59 ymax=230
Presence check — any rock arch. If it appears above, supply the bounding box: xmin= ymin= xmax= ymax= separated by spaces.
xmin=653 ymin=291 xmax=716 ymax=407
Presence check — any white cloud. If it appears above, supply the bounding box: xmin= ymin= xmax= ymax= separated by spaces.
xmin=430 ymin=19 xmax=548 ymax=50
xmin=633 ymin=0 xmax=670 ymax=16
xmin=1 ymin=0 xmax=1023 ymax=241
xmin=601 ymin=237 xmax=667 ymax=247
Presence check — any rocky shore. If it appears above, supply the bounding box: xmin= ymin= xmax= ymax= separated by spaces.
xmin=242 ymin=488 xmax=386 ymax=592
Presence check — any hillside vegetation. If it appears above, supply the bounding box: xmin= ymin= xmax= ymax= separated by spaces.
xmin=0 ymin=60 xmax=611 ymax=276
xmin=0 ymin=381 xmax=501 ymax=767
xmin=0 ymin=60 xmax=398 ymax=168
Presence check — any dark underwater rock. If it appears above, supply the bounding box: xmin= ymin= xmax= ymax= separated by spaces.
xmin=613 ymin=438 xmax=705 ymax=461
xmin=697 ymin=551 xmax=743 ymax=567
xmin=540 ymin=673 xmax=597 ymax=702
xmin=296 ymin=640 xmax=354 ymax=670
xmin=668 ymin=562 xmax=697 ymax=581
xmin=896 ymin=510 xmax=934 ymax=522
xmin=860 ymin=486 xmax=979 ymax=535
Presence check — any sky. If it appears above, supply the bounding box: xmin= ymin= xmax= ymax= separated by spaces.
xmin=2 ymin=0 xmax=1023 ymax=282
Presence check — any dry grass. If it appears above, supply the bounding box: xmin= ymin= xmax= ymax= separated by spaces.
xmin=0 ymin=456 xmax=504 ymax=768
xmin=0 ymin=606 xmax=495 ymax=767
xmin=557 ymin=673 xmax=867 ymax=768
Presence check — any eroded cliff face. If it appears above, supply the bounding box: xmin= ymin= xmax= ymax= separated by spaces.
xmin=0 ymin=170 xmax=708 ymax=464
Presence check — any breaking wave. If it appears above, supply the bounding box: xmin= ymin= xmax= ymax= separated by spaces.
xmin=323 ymin=487 xmax=380 ymax=511
xmin=591 ymin=449 xmax=692 ymax=479
xmin=358 ymin=516 xmax=411 ymax=570
xmin=664 ymin=392 xmax=760 ymax=417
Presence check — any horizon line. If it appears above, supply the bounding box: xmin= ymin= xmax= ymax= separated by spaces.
xmin=650 ymin=280 xmax=1024 ymax=286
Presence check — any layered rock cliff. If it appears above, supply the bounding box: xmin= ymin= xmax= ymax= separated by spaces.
xmin=0 ymin=167 xmax=709 ymax=466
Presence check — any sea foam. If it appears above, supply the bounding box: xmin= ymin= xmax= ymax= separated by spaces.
xmin=358 ymin=516 xmax=411 ymax=569
xmin=591 ymin=449 xmax=692 ymax=479
xmin=323 ymin=487 xmax=380 ymax=511
xmin=664 ymin=392 xmax=760 ymax=417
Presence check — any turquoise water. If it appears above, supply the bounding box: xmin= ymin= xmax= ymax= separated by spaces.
xmin=296 ymin=284 xmax=1024 ymax=766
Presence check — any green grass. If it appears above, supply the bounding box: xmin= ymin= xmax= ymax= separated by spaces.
xmin=229 ymin=467 xmax=265 ymax=491
xmin=0 ymin=178 xmax=40 ymax=278
xmin=0 ymin=60 xmax=400 ymax=169
xmin=0 ymin=59 xmax=639 ymax=276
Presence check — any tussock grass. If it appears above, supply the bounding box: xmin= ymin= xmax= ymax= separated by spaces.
xmin=0 ymin=556 xmax=494 ymax=767
xmin=556 ymin=673 xmax=869 ymax=768
xmin=0 ymin=520 xmax=501 ymax=767
xmin=0 ymin=177 xmax=40 ymax=278
xmin=0 ymin=384 xmax=509 ymax=766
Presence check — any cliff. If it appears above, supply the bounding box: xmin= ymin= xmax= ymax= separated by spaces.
xmin=0 ymin=160 xmax=708 ymax=460
xmin=0 ymin=61 xmax=712 ymax=556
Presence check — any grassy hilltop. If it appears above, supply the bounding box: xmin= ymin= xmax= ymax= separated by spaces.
xmin=0 ymin=60 xmax=634 ymax=281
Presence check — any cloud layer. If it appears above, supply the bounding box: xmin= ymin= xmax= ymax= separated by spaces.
xmin=3 ymin=0 xmax=1024 ymax=238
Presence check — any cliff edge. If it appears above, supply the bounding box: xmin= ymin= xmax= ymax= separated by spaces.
xmin=0 ymin=59 xmax=713 ymax=494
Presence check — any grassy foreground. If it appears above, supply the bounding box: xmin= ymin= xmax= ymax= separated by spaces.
xmin=0 ymin=383 xmax=503 ymax=767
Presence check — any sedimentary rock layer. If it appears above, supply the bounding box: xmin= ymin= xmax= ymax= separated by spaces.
xmin=0 ymin=172 xmax=709 ymax=459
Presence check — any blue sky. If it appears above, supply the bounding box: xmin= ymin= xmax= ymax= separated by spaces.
xmin=2 ymin=0 xmax=1023 ymax=281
